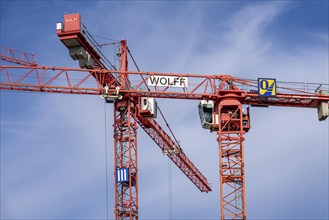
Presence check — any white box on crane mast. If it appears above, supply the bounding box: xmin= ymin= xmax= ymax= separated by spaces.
xmin=140 ymin=97 xmax=157 ymax=118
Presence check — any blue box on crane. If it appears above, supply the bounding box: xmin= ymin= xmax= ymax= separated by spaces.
xmin=116 ymin=168 xmax=129 ymax=183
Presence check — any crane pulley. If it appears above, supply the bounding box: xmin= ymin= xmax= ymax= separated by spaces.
xmin=100 ymin=85 xmax=122 ymax=103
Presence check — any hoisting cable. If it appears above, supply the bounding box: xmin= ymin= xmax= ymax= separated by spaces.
xmin=157 ymin=107 xmax=181 ymax=147
xmin=127 ymin=47 xmax=151 ymax=92
xmin=92 ymin=34 xmax=119 ymax=42
xmin=103 ymin=101 xmax=109 ymax=220
xmin=128 ymin=46 xmax=177 ymax=218
xmin=127 ymin=47 xmax=180 ymax=147
xmin=168 ymin=157 xmax=173 ymax=219
xmin=83 ymin=31 xmax=116 ymax=70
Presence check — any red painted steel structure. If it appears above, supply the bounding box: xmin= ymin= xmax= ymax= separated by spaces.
xmin=217 ymin=99 xmax=248 ymax=219
xmin=114 ymin=98 xmax=139 ymax=219
xmin=1 ymin=66 xmax=328 ymax=106
xmin=1 ymin=13 xmax=329 ymax=220
xmin=0 ymin=46 xmax=36 ymax=66
xmin=113 ymin=38 xmax=139 ymax=218
xmin=56 ymin=13 xmax=212 ymax=220
xmin=136 ymin=114 xmax=211 ymax=192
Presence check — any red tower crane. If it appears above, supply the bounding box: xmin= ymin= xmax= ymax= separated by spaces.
xmin=1 ymin=14 xmax=328 ymax=220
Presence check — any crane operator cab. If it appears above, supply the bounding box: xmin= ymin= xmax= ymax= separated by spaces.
xmin=198 ymin=100 xmax=215 ymax=129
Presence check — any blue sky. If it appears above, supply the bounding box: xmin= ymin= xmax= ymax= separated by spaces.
xmin=1 ymin=1 xmax=328 ymax=219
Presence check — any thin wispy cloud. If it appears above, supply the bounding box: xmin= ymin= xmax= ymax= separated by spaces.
xmin=1 ymin=1 xmax=328 ymax=220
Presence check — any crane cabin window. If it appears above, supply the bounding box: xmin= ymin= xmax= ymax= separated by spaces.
xmin=198 ymin=100 xmax=214 ymax=129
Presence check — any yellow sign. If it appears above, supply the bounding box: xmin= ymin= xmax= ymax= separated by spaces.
xmin=258 ymin=78 xmax=276 ymax=96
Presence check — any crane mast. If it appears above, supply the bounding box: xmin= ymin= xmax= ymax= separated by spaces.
xmin=1 ymin=13 xmax=329 ymax=220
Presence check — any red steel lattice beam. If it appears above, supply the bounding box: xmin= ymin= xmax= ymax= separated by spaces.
xmin=217 ymin=99 xmax=247 ymax=219
xmin=0 ymin=46 xmax=36 ymax=66
xmin=137 ymin=112 xmax=211 ymax=192
xmin=1 ymin=65 xmax=328 ymax=108
xmin=114 ymin=99 xmax=139 ymax=219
